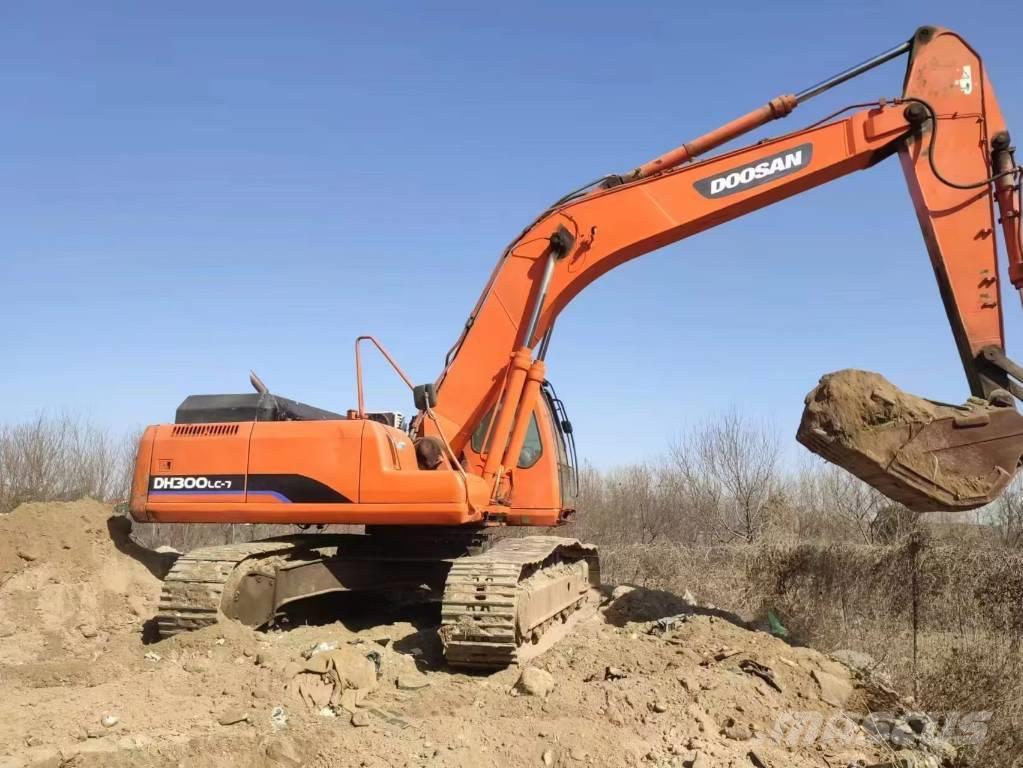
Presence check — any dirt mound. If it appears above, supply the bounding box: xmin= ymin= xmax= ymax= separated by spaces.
xmin=801 ymin=370 xmax=947 ymax=436
xmin=0 ymin=500 xmax=164 ymax=665
xmin=0 ymin=502 xmax=956 ymax=768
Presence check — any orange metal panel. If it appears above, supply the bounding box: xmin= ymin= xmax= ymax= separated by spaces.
xmin=898 ymin=28 xmax=1006 ymax=395
xmin=358 ymin=421 xmax=489 ymax=514
xmin=128 ymin=426 xmax=156 ymax=521
xmin=247 ymin=420 xmax=362 ymax=503
xmin=147 ymin=422 xmax=252 ymax=505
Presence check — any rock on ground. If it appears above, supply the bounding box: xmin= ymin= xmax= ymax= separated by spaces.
xmin=514 ymin=666 xmax=555 ymax=698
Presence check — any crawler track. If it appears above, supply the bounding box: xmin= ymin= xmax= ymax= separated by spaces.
xmin=439 ymin=536 xmax=600 ymax=669
xmin=156 ymin=540 xmax=300 ymax=638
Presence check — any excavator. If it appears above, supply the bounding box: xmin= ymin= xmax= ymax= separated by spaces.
xmin=128 ymin=25 xmax=1023 ymax=668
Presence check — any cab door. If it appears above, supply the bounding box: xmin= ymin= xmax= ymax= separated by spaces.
xmin=462 ymin=380 xmax=577 ymax=525
xmin=541 ymin=381 xmax=578 ymax=511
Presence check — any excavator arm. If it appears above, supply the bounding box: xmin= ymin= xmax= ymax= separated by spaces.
xmin=425 ymin=26 xmax=1023 ymax=514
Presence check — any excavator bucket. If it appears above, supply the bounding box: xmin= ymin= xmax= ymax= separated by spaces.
xmin=797 ymin=370 xmax=1023 ymax=512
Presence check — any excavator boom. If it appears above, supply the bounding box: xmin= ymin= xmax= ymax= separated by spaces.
xmin=429 ymin=25 xmax=1023 ymax=513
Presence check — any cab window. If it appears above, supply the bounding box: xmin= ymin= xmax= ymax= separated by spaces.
xmin=470 ymin=407 xmax=495 ymax=453
xmin=517 ymin=412 xmax=543 ymax=468
xmin=471 ymin=407 xmax=543 ymax=469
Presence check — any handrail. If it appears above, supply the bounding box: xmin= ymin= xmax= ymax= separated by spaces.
xmin=354 ymin=335 xmax=415 ymax=418
xmin=352 ymin=335 xmax=479 ymax=516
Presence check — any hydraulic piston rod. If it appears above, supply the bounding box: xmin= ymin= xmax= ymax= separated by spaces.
xmin=795 ymin=40 xmax=912 ymax=103
xmin=612 ymin=37 xmax=913 ymax=185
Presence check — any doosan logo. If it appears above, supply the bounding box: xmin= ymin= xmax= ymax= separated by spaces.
xmin=151 ymin=475 xmax=234 ymax=491
xmin=710 ymin=152 xmax=803 ymax=194
xmin=694 ymin=143 xmax=813 ymax=199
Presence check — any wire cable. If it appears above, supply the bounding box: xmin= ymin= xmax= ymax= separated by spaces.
xmin=904 ymin=97 xmax=1020 ymax=190
xmin=550 ymin=174 xmax=618 ymax=206
xmin=801 ymin=100 xmax=897 ymax=131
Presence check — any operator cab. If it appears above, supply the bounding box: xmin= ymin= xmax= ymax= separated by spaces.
xmin=467 ymin=378 xmax=579 ymax=514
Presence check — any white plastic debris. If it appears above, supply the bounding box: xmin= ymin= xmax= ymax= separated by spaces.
xmin=270 ymin=705 xmax=289 ymax=729
xmin=302 ymin=641 xmax=338 ymax=659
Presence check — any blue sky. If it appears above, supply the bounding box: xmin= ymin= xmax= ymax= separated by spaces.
xmin=2 ymin=1 xmax=1021 ymax=468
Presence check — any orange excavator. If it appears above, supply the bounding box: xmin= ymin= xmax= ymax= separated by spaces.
xmin=129 ymin=26 xmax=1023 ymax=667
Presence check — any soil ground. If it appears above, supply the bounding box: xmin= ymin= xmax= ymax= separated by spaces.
xmin=0 ymin=500 xmax=943 ymax=767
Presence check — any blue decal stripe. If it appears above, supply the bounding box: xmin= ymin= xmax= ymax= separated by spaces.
xmin=247 ymin=490 xmax=292 ymax=503
xmin=149 ymin=489 xmax=292 ymax=503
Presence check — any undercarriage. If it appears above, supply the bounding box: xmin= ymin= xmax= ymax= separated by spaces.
xmin=156 ymin=528 xmax=599 ymax=669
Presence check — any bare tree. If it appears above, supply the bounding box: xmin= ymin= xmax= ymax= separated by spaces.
xmin=668 ymin=410 xmax=781 ymax=543
xmin=0 ymin=413 xmax=133 ymax=513
xmin=791 ymin=461 xmax=890 ymax=543
xmin=599 ymin=464 xmax=678 ymax=545
xmin=115 ymin=427 xmax=145 ymax=500
xmin=571 ymin=458 xmax=716 ymax=547
xmin=870 ymin=504 xmax=920 ymax=543
xmin=989 ymin=476 xmax=1023 ymax=548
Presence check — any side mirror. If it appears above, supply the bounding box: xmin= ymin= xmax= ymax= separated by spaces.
xmin=413 ymin=383 xmax=438 ymax=411
xmin=561 ymin=419 xmax=573 ymax=435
